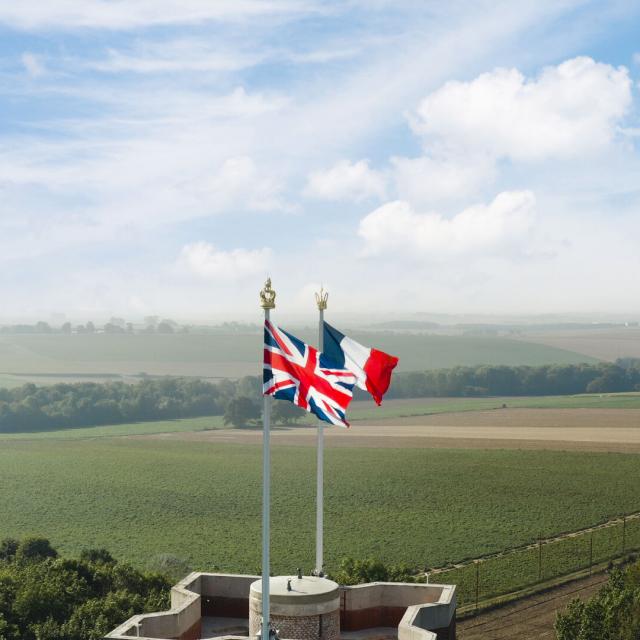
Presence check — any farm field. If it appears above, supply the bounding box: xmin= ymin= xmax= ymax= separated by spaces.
xmin=519 ymin=326 xmax=640 ymax=361
xmin=143 ymin=407 xmax=640 ymax=453
xmin=0 ymin=332 xmax=599 ymax=386
xmin=0 ymin=393 xmax=640 ymax=446
xmin=1 ymin=439 xmax=640 ymax=577
xmin=347 ymin=393 xmax=640 ymax=420
xmin=0 ymin=416 xmax=225 ymax=441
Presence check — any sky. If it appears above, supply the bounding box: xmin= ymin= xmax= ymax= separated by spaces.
xmin=0 ymin=0 xmax=639 ymax=321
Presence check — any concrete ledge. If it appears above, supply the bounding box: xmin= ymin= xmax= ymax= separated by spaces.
xmin=398 ymin=584 xmax=457 ymax=640
xmin=341 ymin=582 xmax=456 ymax=634
xmin=105 ymin=573 xmax=258 ymax=640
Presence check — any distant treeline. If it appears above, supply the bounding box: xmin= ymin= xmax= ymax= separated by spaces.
xmin=0 ymin=377 xmax=259 ymax=433
xmin=0 ymin=320 xmax=261 ymax=335
xmin=381 ymin=359 xmax=640 ymax=399
xmin=1 ymin=360 xmax=639 ymax=433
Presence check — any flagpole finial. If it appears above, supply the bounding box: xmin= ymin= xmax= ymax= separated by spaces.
xmin=260 ymin=278 xmax=276 ymax=309
xmin=315 ymin=286 xmax=328 ymax=311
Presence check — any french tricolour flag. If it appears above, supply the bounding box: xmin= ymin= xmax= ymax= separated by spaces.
xmin=323 ymin=322 xmax=399 ymax=406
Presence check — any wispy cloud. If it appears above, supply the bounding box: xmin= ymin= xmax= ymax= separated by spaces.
xmin=21 ymin=52 xmax=45 ymax=77
xmin=87 ymin=41 xmax=262 ymax=74
xmin=0 ymin=0 xmax=320 ymax=30
xmin=178 ymin=242 xmax=272 ymax=280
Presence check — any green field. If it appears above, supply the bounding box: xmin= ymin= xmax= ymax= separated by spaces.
xmin=0 ymin=416 xmax=225 ymax=441
xmin=347 ymin=393 xmax=640 ymax=420
xmin=441 ymin=516 xmax=640 ymax=607
xmin=0 ymin=332 xmax=599 ymax=386
xmin=1 ymin=439 xmax=639 ymax=577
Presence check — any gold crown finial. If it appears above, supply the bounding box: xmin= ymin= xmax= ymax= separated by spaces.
xmin=315 ymin=286 xmax=328 ymax=311
xmin=260 ymin=278 xmax=276 ymax=309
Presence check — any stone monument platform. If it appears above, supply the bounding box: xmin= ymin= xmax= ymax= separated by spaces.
xmin=249 ymin=576 xmax=339 ymax=640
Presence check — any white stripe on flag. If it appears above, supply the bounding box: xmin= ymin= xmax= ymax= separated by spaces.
xmin=340 ymin=335 xmax=371 ymax=391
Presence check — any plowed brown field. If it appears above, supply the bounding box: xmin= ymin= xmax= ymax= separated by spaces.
xmin=137 ymin=408 xmax=640 ymax=453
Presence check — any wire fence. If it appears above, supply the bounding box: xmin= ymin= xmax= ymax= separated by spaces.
xmin=429 ymin=512 xmax=640 ymax=609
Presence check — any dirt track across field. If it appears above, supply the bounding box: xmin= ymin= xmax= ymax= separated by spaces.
xmin=136 ymin=408 xmax=640 ymax=453
xmin=457 ymin=573 xmax=608 ymax=640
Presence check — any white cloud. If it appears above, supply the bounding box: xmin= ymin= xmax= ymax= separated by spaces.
xmin=87 ymin=40 xmax=261 ymax=74
xmin=392 ymin=155 xmax=495 ymax=207
xmin=358 ymin=190 xmax=536 ymax=258
xmin=412 ymin=57 xmax=632 ymax=161
xmin=0 ymin=1 xmax=318 ymax=30
xmin=21 ymin=52 xmax=45 ymax=77
xmin=305 ymin=159 xmax=386 ymax=202
xmin=204 ymin=156 xmax=286 ymax=212
xmin=289 ymin=47 xmax=360 ymax=64
xmin=389 ymin=56 xmax=633 ymax=209
xmin=178 ymin=243 xmax=271 ymax=280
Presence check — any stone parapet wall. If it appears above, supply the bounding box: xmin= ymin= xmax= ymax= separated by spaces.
xmin=105 ymin=572 xmax=257 ymax=640
xmin=341 ymin=582 xmax=451 ymax=632
xmin=106 ymin=573 xmax=456 ymax=640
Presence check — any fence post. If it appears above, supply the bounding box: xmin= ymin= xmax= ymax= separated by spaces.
xmin=589 ymin=531 xmax=593 ymax=576
xmin=538 ymin=534 xmax=543 ymax=581
xmin=475 ymin=560 xmax=480 ymax=612
xmin=622 ymin=515 xmax=627 ymax=556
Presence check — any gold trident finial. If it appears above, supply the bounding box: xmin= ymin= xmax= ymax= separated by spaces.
xmin=315 ymin=286 xmax=328 ymax=311
xmin=260 ymin=278 xmax=276 ymax=309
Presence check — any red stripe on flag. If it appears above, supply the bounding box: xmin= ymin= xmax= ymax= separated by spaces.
xmin=363 ymin=348 xmax=399 ymax=406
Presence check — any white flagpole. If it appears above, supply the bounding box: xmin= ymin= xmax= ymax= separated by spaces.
xmin=260 ymin=279 xmax=276 ymax=640
xmin=315 ymin=287 xmax=328 ymax=576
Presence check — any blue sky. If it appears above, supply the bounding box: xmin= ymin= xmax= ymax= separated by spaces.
xmin=0 ymin=0 xmax=639 ymax=321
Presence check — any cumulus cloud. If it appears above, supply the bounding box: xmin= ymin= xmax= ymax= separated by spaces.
xmin=358 ymin=190 xmax=535 ymax=258
xmin=305 ymin=159 xmax=386 ymax=202
xmin=178 ymin=242 xmax=271 ymax=280
xmin=412 ymin=57 xmax=632 ymax=161
xmin=390 ymin=57 xmax=633 ymax=208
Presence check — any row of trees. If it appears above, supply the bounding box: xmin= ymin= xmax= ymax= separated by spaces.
xmin=2 ymin=360 xmax=639 ymax=433
xmin=0 ymin=378 xmax=258 ymax=433
xmin=0 ymin=319 xmax=261 ymax=335
xmin=0 ymin=537 xmax=170 ymax=640
xmin=0 ymin=376 xmax=305 ymax=433
xmin=1 ymin=320 xmax=182 ymax=335
xmin=382 ymin=360 xmax=640 ymax=399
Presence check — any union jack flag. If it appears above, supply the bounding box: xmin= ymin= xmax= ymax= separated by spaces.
xmin=263 ymin=319 xmax=357 ymax=427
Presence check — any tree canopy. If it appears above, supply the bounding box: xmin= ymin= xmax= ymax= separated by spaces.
xmin=0 ymin=537 xmax=170 ymax=640
xmin=555 ymin=560 xmax=640 ymax=640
